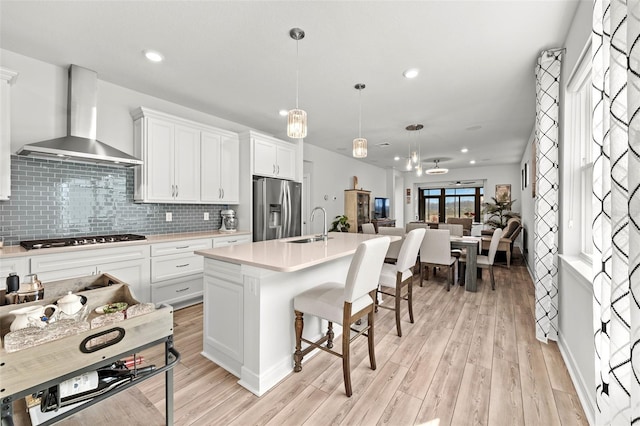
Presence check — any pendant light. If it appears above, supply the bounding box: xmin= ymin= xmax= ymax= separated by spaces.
xmin=352 ymin=83 xmax=367 ymax=158
xmin=287 ymin=28 xmax=307 ymax=139
xmin=416 ymin=138 xmax=423 ymax=176
xmin=405 ymin=124 xmax=423 ymax=168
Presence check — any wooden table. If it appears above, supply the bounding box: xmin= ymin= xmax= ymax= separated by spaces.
xmin=450 ymin=237 xmax=482 ymax=292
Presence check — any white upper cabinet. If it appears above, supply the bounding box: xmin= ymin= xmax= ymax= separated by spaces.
xmin=0 ymin=68 xmax=18 ymax=201
xmin=251 ymin=133 xmax=298 ymax=180
xmin=201 ymin=131 xmax=239 ymax=203
xmin=132 ymin=107 xmax=238 ymax=204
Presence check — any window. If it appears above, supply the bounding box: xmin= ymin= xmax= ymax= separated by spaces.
xmin=418 ymin=186 xmax=483 ymax=222
xmin=566 ymin=40 xmax=593 ymax=261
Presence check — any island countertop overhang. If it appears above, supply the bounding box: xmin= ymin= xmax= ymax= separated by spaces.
xmin=195 ymin=232 xmax=397 ymax=273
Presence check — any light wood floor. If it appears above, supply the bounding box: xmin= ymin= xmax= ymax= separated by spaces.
xmin=15 ymin=251 xmax=588 ymax=425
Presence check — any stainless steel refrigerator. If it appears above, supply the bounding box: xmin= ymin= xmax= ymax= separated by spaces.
xmin=253 ymin=177 xmax=302 ymax=242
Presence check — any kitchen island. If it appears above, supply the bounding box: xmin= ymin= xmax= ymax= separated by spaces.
xmin=195 ymin=231 xmax=396 ymax=396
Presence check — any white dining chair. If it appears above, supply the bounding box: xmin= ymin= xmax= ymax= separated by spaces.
xmin=419 ymin=229 xmax=458 ymax=291
xmin=293 ymin=236 xmax=390 ymax=397
xmin=361 ymin=223 xmax=376 ymax=234
xmin=459 ymin=228 xmax=503 ymax=290
xmin=378 ymin=226 xmax=406 ymax=263
xmin=377 ymin=228 xmax=425 ymax=337
xmin=437 ymin=223 xmax=464 ymax=257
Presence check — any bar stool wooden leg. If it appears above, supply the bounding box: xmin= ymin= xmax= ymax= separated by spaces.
xmin=408 ymin=279 xmax=414 ymax=324
xmin=395 ymin=284 xmax=402 ymax=337
xmin=367 ymin=291 xmax=377 ymax=370
xmin=327 ymin=322 xmax=334 ymax=349
xmin=294 ymin=310 xmax=304 ymax=372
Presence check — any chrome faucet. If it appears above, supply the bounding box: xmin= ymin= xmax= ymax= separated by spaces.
xmin=311 ymin=207 xmax=328 ymax=241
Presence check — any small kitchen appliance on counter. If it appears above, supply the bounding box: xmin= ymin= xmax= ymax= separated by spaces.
xmin=220 ymin=209 xmax=238 ymax=232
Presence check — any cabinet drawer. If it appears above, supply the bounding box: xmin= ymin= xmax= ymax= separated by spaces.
xmin=212 ymin=234 xmax=251 ymax=248
xmin=150 ymin=238 xmax=212 ymax=256
xmin=30 ymin=245 xmax=149 ymax=273
xmin=151 ymin=253 xmax=203 ymax=282
xmin=151 ymin=276 xmax=203 ymax=305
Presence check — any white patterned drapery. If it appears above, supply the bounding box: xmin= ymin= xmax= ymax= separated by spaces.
xmin=534 ymin=50 xmax=562 ymax=343
xmin=591 ymin=0 xmax=640 ymax=424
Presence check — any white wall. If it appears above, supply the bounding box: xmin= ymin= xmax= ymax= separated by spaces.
xmin=520 ymin=1 xmax=595 ymax=423
xmin=1 ymin=49 xmax=250 ymax=156
xmin=303 ymin=143 xmax=389 ymax=234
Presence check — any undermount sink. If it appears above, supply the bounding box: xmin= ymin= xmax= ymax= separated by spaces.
xmin=287 ymin=236 xmax=332 ymax=244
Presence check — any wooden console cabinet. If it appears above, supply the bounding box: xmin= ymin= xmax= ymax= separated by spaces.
xmin=344 ymin=190 xmax=371 ymax=233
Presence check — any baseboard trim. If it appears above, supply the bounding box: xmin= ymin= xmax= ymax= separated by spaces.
xmin=558 ymin=333 xmax=595 ymax=426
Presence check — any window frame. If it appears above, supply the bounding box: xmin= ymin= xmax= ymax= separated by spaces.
xmin=565 ymin=38 xmax=593 ymax=264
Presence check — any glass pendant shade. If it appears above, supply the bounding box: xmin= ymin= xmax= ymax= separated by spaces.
xmin=287 ymin=109 xmax=307 ymax=138
xmin=416 ymin=164 xmax=423 ymax=176
xmin=406 ymin=159 xmax=412 ymax=171
xmin=411 ymin=151 xmax=419 ymax=164
xmin=353 ymin=138 xmax=367 ymax=158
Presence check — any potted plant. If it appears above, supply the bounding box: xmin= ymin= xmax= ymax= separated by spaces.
xmin=329 ymin=215 xmax=351 ymax=232
xmin=482 ymin=196 xmax=519 ymax=229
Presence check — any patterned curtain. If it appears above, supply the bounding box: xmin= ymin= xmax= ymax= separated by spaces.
xmin=534 ymin=50 xmax=562 ymax=343
xmin=591 ymin=0 xmax=640 ymax=424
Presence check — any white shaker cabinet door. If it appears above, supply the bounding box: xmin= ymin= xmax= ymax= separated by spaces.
xmin=200 ymin=132 xmax=223 ymax=202
xmin=275 ymin=143 xmax=296 ymax=180
xmin=253 ymin=137 xmax=278 ymax=177
xmin=219 ymin=134 xmax=239 ymax=203
xmin=146 ymin=118 xmax=175 ymax=202
xmin=173 ymin=124 xmax=200 ymax=203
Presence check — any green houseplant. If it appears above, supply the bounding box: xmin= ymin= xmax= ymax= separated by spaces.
xmin=482 ymin=196 xmax=520 ymax=229
xmin=329 ymin=215 xmax=351 ymax=232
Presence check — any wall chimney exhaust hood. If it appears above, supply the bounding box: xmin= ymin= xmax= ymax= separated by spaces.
xmin=17 ymin=65 xmax=143 ymax=167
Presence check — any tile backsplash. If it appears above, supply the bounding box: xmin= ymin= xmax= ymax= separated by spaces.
xmin=0 ymin=156 xmax=237 ymax=246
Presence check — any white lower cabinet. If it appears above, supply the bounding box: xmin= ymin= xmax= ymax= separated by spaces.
xmin=29 ymin=245 xmax=151 ymax=302
xmin=0 ymin=256 xmax=29 ymax=283
xmin=212 ymin=234 xmax=251 ymax=248
xmin=150 ymin=238 xmax=212 ymax=307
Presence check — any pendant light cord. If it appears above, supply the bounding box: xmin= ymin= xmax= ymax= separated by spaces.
xmin=295 ymin=39 xmax=300 ymax=109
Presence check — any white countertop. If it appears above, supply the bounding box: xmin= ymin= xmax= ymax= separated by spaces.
xmin=0 ymin=230 xmax=251 ymax=258
xmin=195 ymin=232 xmax=397 ymax=273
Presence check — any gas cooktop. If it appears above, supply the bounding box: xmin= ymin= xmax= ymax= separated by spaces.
xmin=20 ymin=234 xmax=146 ymax=250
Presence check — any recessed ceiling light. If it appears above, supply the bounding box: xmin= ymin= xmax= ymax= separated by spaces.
xmin=403 ymin=68 xmax=419 ymax=79
xmin=394 ymin=156 xmax=400 ymax=161
xmin=278 ymin=109 xmax=288 ymax=117
xmin=461 ymin=148 xmax=468 ymax=153
xmin=469 ymin=160 xmax=476 ymax=164
xmin=143 ymin=50 xmax=164 ymax=63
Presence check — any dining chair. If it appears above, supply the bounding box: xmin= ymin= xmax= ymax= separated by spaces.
xmin=419 ymin=229 xmax=458 ymax=291
xmin=459 ymin=228 xmax=503 ymax=290
xmin=378 ymin=226 xmax=406 ymax=263
xmin=293 ymin=236 xmax=390 ymax=397
xmin=376 ymin=228 xmax=425 ymax=337
xmin=437 ymin=223 xmax=464 ymax=258
xmin=361 ymin=223 xmax=376 ymax=234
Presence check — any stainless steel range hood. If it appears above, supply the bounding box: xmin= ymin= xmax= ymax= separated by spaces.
xmin=17 ymin=65 xmax=143 ymax=167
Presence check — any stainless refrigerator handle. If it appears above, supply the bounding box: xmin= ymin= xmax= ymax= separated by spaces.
xmin=283 ymin=182 xmax=290 ymax=237
xmin=286 ymin=182 xmax=292 ymax=236
xmin=262 ymin=179 xmax=268 ymax=241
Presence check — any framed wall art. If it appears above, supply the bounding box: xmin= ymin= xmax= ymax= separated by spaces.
xmin=495 ymin=184 xmax=511 ymax=203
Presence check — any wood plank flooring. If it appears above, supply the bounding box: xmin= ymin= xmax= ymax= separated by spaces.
xmin=13 ymin=250 xmax=588 ymax=425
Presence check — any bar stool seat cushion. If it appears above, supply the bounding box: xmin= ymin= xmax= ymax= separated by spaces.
xmin=294 ymin=282 xmax=374 ymax=325
xmin=379 ymin=264 xmax=412 ymax=288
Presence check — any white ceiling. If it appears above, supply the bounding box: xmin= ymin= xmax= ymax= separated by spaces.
xmin=0 ymin=1 xmax=580 ymax=172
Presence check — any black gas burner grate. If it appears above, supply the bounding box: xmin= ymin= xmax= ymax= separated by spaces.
xmin=20 ymin=234 xmax=146 ymax=250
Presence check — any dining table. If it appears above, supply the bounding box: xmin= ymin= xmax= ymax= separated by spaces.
xmin=450 ymin=236 xmax=483 ymax=292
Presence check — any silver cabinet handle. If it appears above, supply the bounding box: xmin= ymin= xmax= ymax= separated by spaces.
xmin=218 ymin=188 xmax=221 ymax=198
xmin=176 ymin=185 xmax=178 ymax=197
xmin=175 ymin=246 xmax=189 ymax=249
xmin=221 ymin=188 xmax=224 ymax=199
xmin=176 ymin=263 xmax=190 ymax=268
xmin=171 ymin=184 xmax=175 ymax=197
xmin=277 ymin=164 xmax=280 ymax=175
xmin=175 ymin=287 xmax=190 ymax=293
xmin=273 ymin=164 xmax=276 ymax=174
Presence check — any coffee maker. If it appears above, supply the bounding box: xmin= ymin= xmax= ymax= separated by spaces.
xmin=220 ymin=209 xmax=238 ymax=232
